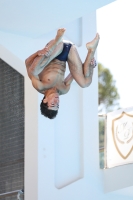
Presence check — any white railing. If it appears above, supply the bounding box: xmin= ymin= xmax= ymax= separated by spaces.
xmin=0 ymin=190 xmax=24 ymax=200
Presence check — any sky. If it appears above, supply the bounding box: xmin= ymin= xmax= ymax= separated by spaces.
xmin=97 ymin=0 xmax=133 ymax=109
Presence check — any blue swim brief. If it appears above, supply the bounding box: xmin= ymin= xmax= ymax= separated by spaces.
xmin=55 ymin=43 xmax=72 ymax=62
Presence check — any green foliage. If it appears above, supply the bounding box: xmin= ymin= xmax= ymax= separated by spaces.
xmin=98 ymin=63 xmax=120 ymax=167
xmin=99 ymin=117 xmax=105 ymax=168
xmin=99 ymin=118 xmax=105 ymax=148
xmin=98 ymin=63 xmax=120 ymax=112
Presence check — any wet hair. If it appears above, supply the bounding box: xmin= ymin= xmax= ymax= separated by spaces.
xmin=40 ymin=97 xmax=58 ymax=119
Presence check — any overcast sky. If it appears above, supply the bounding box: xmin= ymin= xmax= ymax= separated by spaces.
xmin=97 ymin=0 xmax=133 ymax=109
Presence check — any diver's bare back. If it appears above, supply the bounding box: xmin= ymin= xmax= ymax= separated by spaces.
xmin=38 ymin=59 xmax=68 ymax=94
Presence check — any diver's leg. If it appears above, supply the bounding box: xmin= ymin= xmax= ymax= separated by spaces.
xmin=28 ymin=28 xmax=66 ymax=76
xmin=67 ymin=33 xmax=100 ymax=88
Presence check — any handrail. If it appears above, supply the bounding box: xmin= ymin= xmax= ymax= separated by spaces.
xmin=0 ymin=189 xmax=24 ymax=199
xmin=98 ymin=114 xmax=107 ymax=117
xmin=99 ymin=147 xmax=104 ymax=151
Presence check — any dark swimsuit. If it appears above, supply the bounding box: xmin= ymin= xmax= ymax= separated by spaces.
xmin=55 ymin=43 xmax=72 ymax=61
xmin=39 ymin=42 xmax=72 ymax=82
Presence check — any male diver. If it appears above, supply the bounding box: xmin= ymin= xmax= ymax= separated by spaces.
xmin=25 ymin=28 xmax=100 ymax=119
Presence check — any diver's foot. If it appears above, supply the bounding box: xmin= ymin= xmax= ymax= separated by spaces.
xmin=86 ymin=33 xmax=100 ymax=52
xmin=55 ymin=28 xmax=66 ymax=43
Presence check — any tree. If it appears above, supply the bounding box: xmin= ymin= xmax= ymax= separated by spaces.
xmin=98 ymin=63 xmax=120 ymax=113
xmin=98 ymin=63 xmax=120 ymax=166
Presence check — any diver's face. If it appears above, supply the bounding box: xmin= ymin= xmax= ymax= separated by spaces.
xmin=43 ymin=93 xmax=59 ymax=110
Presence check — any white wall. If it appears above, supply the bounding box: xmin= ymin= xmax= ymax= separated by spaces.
xmin=0 ymin=0 xmax=116 ymax=37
